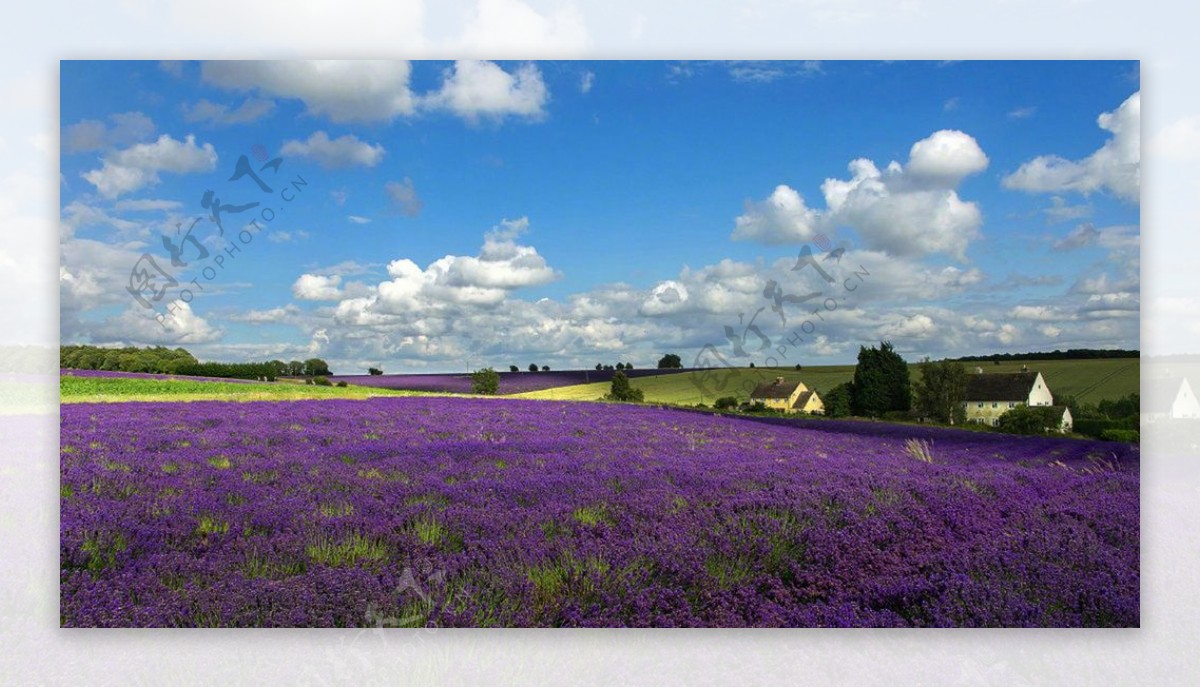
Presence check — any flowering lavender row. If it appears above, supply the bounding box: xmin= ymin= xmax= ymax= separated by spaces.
xmin=60 ymin=369 xmax=262 ymax=384
xmin=329 ymin=368 xmax=698 ymax=395
xmin=60 ymin=398 xmax=1138 ymax=627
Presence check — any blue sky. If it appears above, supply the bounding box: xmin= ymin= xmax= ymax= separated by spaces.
xmin=60 ymin=60 xmax=1140 ymax=373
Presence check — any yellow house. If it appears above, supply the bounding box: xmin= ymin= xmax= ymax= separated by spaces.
xmin=962 ymin=370 xmax=1071 ymax=431
xmin=749 ymin=377 xmax=825 ymax=414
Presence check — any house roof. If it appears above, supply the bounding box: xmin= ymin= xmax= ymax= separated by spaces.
xmin=750 ymin=378 xmax=803 ymax=399
xmin=791 ymin=390 xmax=816 ymax=409
xmin=963 ymin=371 xmax=1040 ymax=401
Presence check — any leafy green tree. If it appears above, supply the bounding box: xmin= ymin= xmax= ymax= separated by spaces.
xmin=605 ymin=371 xmax=644 ymax=402
xmin=851 ymin=341 xmax=910 ymax=417
xmin=288 ymin=360 xmax=305 ymax=376
xmin=823 ymin=382 xmax=854 ymax=418
xmin=529 ymin=363 xmax=539 ymax=372
xmin=657 ymin=353 xmax=682 ymax=369
xmin=541 ymin=365 xmax=550 ymax=371
xmin=368 ymin=367 xmax=383 ymax=376
xmin=471 ymin=367 xmax=500 ymax=395
xmin=509 ymin=365 xmax=520 ymax=373
xmin=596 ymin=363 xmax=603 ymax=371
xmin=713 ymin=396 xmax=739 ymax=410
xmin=624 ymin=362 xmax=634 ymax=370
xmin=914 ymin=358 xmax=968 ymax=425
xmin=616 ymin=362 xmax=625 ymax=370
xmin=304 ymin=358 xmax=331 ymax=376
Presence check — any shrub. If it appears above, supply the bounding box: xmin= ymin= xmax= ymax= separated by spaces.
xmin=997 ymin=405 xmax=1061 ymax=435
xmin=335 ymin=381 xmax=348 ymax=388
xmin=604 ymin=371 xmax=644 ymax=402
xmin=713 ymin=396 xmax=739 ymax=410
xmin=312 ymin=376 xmax=332 ymax=387
xmin=471 ymin=367 xmax=501 ymax=395
xmin=1100 ymin=429 xmax=1140 ymax=443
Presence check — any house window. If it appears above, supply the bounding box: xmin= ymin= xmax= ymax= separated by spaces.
xmin=977 ymin=402 xmax=983 ymax=408
xmin=992 ymin=418 xmax=999 ymax=426
xmin=992 ymin=402 xmax=998 ymax=408
xmin=1008 ymin=402 xmax=1015 ymax=408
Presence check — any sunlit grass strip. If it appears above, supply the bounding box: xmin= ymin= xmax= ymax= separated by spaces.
xmin=60 ymin=375 xmax=444 ymax=403
xmin=304 ymin=532 xmax=388 ymax=567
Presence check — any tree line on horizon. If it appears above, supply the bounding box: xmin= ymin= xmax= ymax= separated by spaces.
xmin=60 ymin=344 xmax=331 ymax=381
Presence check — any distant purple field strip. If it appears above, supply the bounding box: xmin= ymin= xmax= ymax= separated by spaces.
xmin=61 ymin=397 xmax=1138 ymax=627
xmin=329 ymin=368 xmax=699 ymax=394
xmin=60 ymin=369 xmax=262 ymax=384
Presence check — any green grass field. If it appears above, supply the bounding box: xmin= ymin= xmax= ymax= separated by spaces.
xmin=511 ymin=358 xmax=1140 ymax=407
xmin=59 ymin=375 xmax=439 ymax=403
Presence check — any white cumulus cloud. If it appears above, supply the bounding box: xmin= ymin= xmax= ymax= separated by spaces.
xmin=202 ymin=60 xmax=416 ymax=123
xmin=1003 ymin=92 xmax=1140 ymax=203
xmin=423 ymin=60 xmax=549 ymax=122
xmin=281 ymin=131 xmax=385 ymax=169
xmin=734 ymin=130 xmax=987 ymax=260
xmin=292 ymin=274 xmax=344 ymax=301
xmin=82 ymin=134 xmax=218 ymax=198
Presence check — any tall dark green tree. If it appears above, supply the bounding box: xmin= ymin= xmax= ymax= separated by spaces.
xmin=851 ymin=341 xmax=910 ymax=417
xmin=914 ymin=357 xmax=968 ymax=425
xmin=823 ymin=382 xmax=854 ymax=418
xmin=605 ymin=371 xmax=644 ymax=402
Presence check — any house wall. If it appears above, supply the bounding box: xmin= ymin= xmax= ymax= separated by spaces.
xmin=963 ymin=399 xmax=1022 ymax=426
xmin=753 ymin=382 xmax=808 ymax=412
xmin=1174 ymin=380 xmax=1200 ymax=419
xmin=801 ymin=393 xmax=825 ymax=415
xmin=1028 ymin=373 xmax=1053 ymax=406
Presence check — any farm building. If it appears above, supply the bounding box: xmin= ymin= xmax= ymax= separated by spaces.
xmin=1144 ymin=377 xmax=1200 ymax=420
xmin=1046 ymin=405 xmax=1074 ymax=433
xmin=749 ymin=377 xmax=824 ymax=414
xmin=962 ymin=370 xmax=1069 ymax=430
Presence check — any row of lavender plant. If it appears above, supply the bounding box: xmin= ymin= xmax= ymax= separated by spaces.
xmin=61 ymin=398 xmax=1138 ymax=627
xmin=328 ymin=368 xmax=698 ymax=395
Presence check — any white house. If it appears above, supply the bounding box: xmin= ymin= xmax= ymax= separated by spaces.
xmin=962 ymin=371 xmax=1067 ymax=429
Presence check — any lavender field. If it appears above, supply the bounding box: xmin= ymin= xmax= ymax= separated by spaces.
xmin=328 ymin=368 xmax=696 ymax=395
xmin=60 ymin=398 xmax=1138 ymax=627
